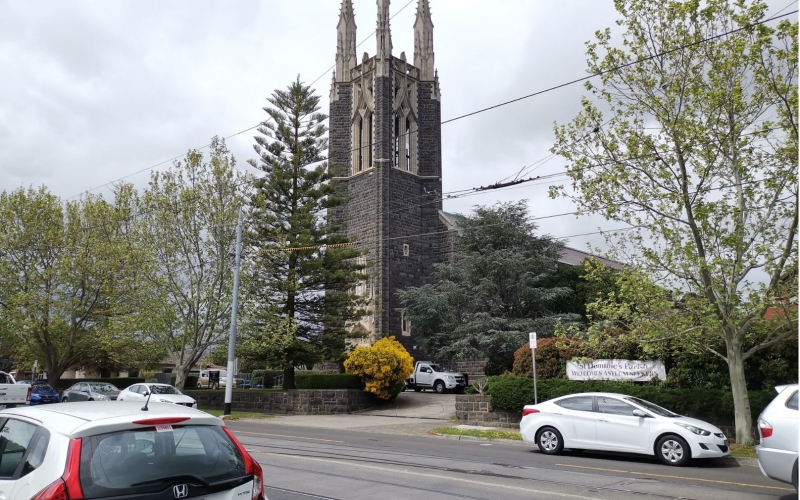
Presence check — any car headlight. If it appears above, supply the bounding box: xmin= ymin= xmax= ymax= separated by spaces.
xmin=446 ymin=375 xmax=455 ymax=380
xmin=676 ymin=422 xmax=711 ymax=436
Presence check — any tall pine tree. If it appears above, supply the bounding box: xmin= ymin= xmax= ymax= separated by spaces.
xmin=243 ymin=76 xmax=366 ymax=389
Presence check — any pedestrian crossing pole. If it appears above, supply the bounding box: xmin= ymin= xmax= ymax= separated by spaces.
xmin=529 ymin=332 xmax=538 ymax=405
xmin=224 ymin=209 xmax=244 ymax=416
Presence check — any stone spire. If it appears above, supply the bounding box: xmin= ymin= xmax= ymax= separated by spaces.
xmin=376 ymin=0 xmax=392 ymax=76
xmin=335 ymin=0 xmax=357 ymax=82
xmin=413 ymin=0 xmax=434 ymax=80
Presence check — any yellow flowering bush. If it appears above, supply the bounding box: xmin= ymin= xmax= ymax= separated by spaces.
xmin=344 ymin=336 xmax=414 ymax=400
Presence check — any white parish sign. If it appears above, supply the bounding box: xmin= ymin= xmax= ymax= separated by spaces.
xmin=566 ymin=359 xmax=666 ymax=382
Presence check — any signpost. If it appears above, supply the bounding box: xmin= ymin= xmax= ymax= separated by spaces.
xmin=529 ymin=332 xmax=538 ymax=404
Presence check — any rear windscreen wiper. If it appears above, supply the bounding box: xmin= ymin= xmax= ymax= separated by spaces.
xmin=131 ymin=474 xmax=211 ymax=488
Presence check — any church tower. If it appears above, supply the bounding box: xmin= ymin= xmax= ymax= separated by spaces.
xmin=329 ymin=0 xmax=446 ymax=352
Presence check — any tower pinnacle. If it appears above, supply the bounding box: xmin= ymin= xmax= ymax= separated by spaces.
xmin=413 ymin=0 xmax=434 ymax=80
xmin=376 ymin=0 xmax=392 ymax=75
xmin=335 ymin=0 xmax=357 ymax=82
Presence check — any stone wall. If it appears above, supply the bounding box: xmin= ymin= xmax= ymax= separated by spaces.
xmin=456 ymin=360 xmax=488 ymax=381
xmin=455 ymin=394 xmax=521 ymax=429
xmin=183 ymin=389 xmax=379 ymax=415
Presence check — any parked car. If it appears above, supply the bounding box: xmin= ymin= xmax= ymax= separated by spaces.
xmin=0 ymin=401 xmax=265 ymax=500
xmin=61 ymin=382 xmax=120 ymax=402
xmin=16 ymin=380 xmax=59 ymax=405
xmin=756 ymin=383 xmax=798 ymax=490
xmin=404 ymin=361 xmax=467 ymax=393
xmin=197 ymin=369 xmax=238 ymax=389
xmin=520 ymin=392 xmax=729 ymax=466
xmin=118 ymin=382 xmax=198 ymax=408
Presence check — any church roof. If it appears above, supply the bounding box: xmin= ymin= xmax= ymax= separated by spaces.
xmin=438 ymin=210 xmax=627 ymax=270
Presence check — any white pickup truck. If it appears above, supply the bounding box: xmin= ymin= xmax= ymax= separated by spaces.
xmin=405 ymin=361 xmax=467 ymax=394
xmin=0 ymin=372 xmax=31 ymax=409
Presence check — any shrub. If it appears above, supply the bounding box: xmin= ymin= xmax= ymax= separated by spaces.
xmin=512 ymin=338 xmax=584 ymax=379
xmin=487 ymin=375 xmax=773 ymax=424
xmin=294 ymin=373 xmax=362 ymax=389
xmin=169 ymin=375 xmax=199 ymax=389
xmin=55 ymin=377 xmax=145 ymax=391
xmin=344 ymin=336 xmax=414 ymax=400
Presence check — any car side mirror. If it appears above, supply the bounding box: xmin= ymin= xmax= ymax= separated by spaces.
xmin=632 ymin=409 xmax=648 ymax=418
xmin=144 ymin=391 xmax=150 ymax=396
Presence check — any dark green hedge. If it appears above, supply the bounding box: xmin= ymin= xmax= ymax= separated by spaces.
xmin=169 ymin=375 xmax=199 ymax=388
xmin=56 ymin=377 xmax=145 ymax=391
xmin=294 ymin=373 xmax=362 ymax=389
xmin=487 ymin=376 xmax=774 ymax=424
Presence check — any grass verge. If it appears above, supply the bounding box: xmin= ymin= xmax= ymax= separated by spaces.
xmin=432 ymin=427 xmax=522 ymax=441
xmin=203 ymin=409 xmax=275 ymax=420
xmin=729 ymin=443 xmax=757 ymax=459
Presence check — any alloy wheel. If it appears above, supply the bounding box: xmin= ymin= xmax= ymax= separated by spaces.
xmin=661 ymin=439 xmax=684 ymax=463
xmin=540 ymin=431 xmax=559 ymax=452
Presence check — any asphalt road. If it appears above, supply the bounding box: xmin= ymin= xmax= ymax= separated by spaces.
xmin=227 ymin=420 xmax=796 ymax=500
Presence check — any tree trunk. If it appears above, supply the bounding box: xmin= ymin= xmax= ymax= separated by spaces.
xmin=727 ymin=347 xmax=755 ymax=444
xmin=45 ymin=368 xmax=65 ymax=394
xmin=174 ymin=364 xmax=191 ymax=391
xmin=282 ymin=366 xmax=295 ymax=390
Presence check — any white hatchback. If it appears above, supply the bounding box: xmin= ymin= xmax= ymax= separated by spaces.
xmin=520 ymin=392 xmax=729 ymax=466
xmin=118 ymin=383 xmax=197 ymax=408
xmin=0 ymin=402 xmax=265 ymax=500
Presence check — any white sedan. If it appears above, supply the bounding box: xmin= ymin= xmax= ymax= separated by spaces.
xmin=520 ymin=392 xmax=729 ymax=466
xmin=118 ymin=383 xmax=198 ymax=408
xmin=0 ymin=401 xmax=266 ymax=500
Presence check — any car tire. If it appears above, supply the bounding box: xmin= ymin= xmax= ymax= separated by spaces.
xmin=88 ymin=398 xmax=93 ymax=401
xmin=61 ymin=397 xmax=68 ymax=403
xmin=536 ymin=427 xmax=564 ymax=455
xmin=434 ymin=380 xmax=446 ymax=394
xmin=656 ymin=435 xmax=691 ymax=466
xmin=792 ymin=459 xmax=798 ymax=491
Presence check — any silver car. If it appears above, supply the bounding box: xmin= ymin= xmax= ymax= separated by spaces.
xmin=756 ymin=383 xmax=798 ymax=490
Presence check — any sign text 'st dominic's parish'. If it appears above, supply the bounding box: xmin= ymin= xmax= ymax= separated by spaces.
xmin=566 ymin=359 xmax=666 ymax=382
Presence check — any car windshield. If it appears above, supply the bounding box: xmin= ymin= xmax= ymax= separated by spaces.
xmin=32 ymin=383 xmax=53 ymax=391
xmin=80 ymin=425 xmax=246 ymax=498
xmin=625 ymin=396 xmax=679 ymax=417
xmin=89 ymin=383 xmax=119 ymax=393
xmin=148 ymin=385 xmax=181 ymax=395
xmin=429 ymin=365 xmax=445 ymax=372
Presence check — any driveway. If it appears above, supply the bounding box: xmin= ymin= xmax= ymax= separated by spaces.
xmin=357 ymin=390 xmax=456 ymax=419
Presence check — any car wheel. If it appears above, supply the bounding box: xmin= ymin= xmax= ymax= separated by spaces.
xmin=88 ymin=398 xmax=93 ymax=401
xmin=434 ymin=380 xmax=446 ymax=393
xmin=656 ymin=435 xmax=691 ymax=466
xmin=792 ymin=459 xmax=798 ymax=491
xmin=61 ymin=397 xmax=68 ymax=403
xmin=536 ymin=427 xmax=564 ymax=455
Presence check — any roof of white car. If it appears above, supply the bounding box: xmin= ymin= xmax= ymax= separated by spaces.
xmin=536 ymin=392 xmax=648 ymax=401
xmin=0 ymin=401 xmax=220 ymax=436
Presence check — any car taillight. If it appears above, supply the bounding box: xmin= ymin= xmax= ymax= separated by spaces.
xmin=758 ymin=418 xmax=773 ymax=439
xmin=26 ymin=386 xmax=32 ymax=403
xmin=522 ymin=408 xmax=540 ymax=417
xmin=222 ymin=426 xmax=264 ymax=500
xmin=31 ymin=438 xmax=83 ymax=500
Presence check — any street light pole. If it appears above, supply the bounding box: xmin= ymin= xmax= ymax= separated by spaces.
xmin=224 ymin=209 xmax=244 ymax=416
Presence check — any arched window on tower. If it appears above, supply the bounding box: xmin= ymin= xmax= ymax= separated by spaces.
xmin=367 ymin=114 xmax=373 ymax=169
xmin=405 ymin=118 xmax=411 ymax=171
xmin=394 ymin=115 xmax=400 ymax=168
xmin=352 ymin=116 xmax=362 ymax=174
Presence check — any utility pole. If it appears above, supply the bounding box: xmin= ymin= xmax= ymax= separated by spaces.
xmin=224 ymin=209 xmax=244 ymax=416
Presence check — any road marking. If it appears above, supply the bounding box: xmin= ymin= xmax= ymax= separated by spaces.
xmin=233 ymin=430 xmax=345 ymax=443
xmin=556 ymin=463 xmax=794 ymax=492
xmin=254 ymin=451 xmax=603 ymax=499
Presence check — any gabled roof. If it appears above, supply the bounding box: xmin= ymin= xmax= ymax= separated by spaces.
xmin=439 ymin=210 xmax=627 ymax=270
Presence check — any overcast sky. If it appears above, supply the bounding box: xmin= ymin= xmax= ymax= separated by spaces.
xmin=0 ymin=0 xmax=794 ymax=256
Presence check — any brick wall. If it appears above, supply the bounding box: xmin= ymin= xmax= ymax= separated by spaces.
xmin=183 ymin=389 xmax=379 ymax=415
xmin=455 ymin=394 xmax=521 ymax=429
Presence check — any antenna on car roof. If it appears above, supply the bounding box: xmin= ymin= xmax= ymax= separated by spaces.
xmin=141 ymin=385 xmax=152 ymax=412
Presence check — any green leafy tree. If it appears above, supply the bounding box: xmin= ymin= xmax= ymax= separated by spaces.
xmin=399 ymin=202 xmax=581 ymax=375
xmin=550 ymin=0 xmax=797 ymax=443
xmin=243 ymin=76 xmax=366 ymax=389
xmin=0 ymin=187 xmax=146 ymax=388
xmin=128 ymin=137 xmax=248 ymax=390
